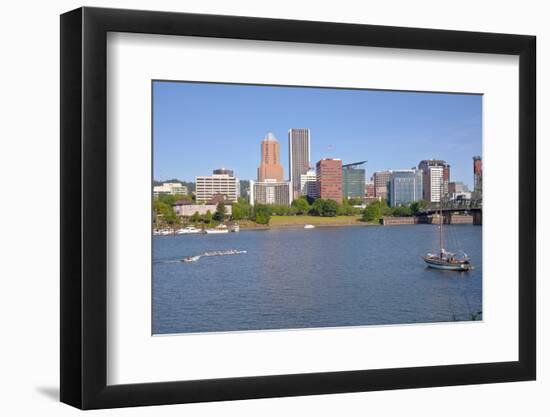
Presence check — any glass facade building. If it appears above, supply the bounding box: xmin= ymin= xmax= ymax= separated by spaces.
xmin=388 ymin=169 xmax=423 ymax=207
xmin=342 ymin=161 xmax=367 ymax=199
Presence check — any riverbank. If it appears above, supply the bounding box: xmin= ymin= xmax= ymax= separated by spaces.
xmin=269 ymin=215 xmax=366 ymax=228
xmin=157 ymin=215 xmax=477 ymax=235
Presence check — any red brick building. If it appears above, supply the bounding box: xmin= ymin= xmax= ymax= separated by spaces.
xmin=316 ymin=159 xmax=343 ymax=203
xmin=365 ymin=182 xmax=376 ymax=198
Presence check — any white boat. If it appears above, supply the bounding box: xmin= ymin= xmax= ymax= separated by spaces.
xmin=160 ymin=229 xmax=173 ymax=236
xmin=176 ymin=226 xmax=201 ymax=234
xmin=304 ymin=224 xmax=315 ymax=229
xmin=231 ymin=224 xmax=240 ymax=232
xmin=205 ymin=225 xmax=229 ymax=234
xmin=181 ymin=255 xmax=201 ymax=263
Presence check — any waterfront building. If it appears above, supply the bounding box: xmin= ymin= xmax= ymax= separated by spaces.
xmin=388 ymin=169 xmax=423 ymax=207
xmin=153 ymin=182 xmax=188 ymax=197
xmin=342 ymin=161 xmax=367 ymax=199
xmin=316 ymin=158 xmax=343 ymax=203
xmin=418 ymin=159 xmax=450 ymax=202
xmin=249 ymin=180 xmax=292 ymax=206
xmin=473 ymin=156 xmax=482 ymax=198
xmin=372 ymin=170 xmax=393 ymax=200
xmin=288 ymin=128 xmax=311 ymax=198
xmin=257 ymin=132 xmax=284 ymax=182
xmin=300 ymin=169 xmax=317 ymax=199
xmin=365 ymin=182 xmax=376 ymax=198
xmin=172 ymin=195 xmax=233 ymax=217
xmin=195 ymin=173 xmax=239 ymax=203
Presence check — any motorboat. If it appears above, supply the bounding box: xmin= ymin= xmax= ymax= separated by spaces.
xmin=176 ymin=226 xmax=201 ymax=234
xmin=205 ymin=224 xmax=229 ymax=234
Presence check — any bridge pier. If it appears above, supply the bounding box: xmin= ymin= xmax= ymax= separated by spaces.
xmin=473 ymin=210 xmax=482 ymax=225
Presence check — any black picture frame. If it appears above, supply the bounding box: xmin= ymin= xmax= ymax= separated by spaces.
xmin=60 ymin=6 xmax=536 ymax=410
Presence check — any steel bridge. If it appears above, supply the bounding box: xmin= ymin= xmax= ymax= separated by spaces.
xmin=418 ymin=198 xmax=482 ymax=214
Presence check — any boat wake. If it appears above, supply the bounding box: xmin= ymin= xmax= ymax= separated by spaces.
xmin=181 ymin=249 xmax=247 ymax=263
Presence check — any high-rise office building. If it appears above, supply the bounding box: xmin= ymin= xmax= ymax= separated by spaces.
xmin=300 ymin=169 xmax=317 ymax=199
xmin=388 ymin=169 xmax=423 ymax=207
xmin=473 ymin=156 xmax=482 ymax=197
xmin=195 ymin=173 xmax=239 ymax=203
xmin=288 ymin=128 xmax=311 ymax=198
xmin=316 ymin=158 xmax=343 ymax=203
xmin=372 ymin=170 xmax=393 ymax=200
xmin=249 ymin=180 xmax=292 ymax=206
xmin=257 ymin=132 xmax=284 ymax=182
xmin=418 ymin=159 xmax=450 ymax=202
xmin=342 ymin=161 xmax=367 ymax=199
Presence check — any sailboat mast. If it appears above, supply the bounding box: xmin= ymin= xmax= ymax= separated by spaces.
xmin=439 ymin=182 xmax=443 ymax=253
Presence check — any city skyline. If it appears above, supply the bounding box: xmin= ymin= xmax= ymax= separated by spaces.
xmin=153 ymin=81 xmax=482 ymax=189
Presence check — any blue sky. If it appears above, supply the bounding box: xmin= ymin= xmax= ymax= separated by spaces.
xmin=153 ymin=81 xmax=482 ymax=189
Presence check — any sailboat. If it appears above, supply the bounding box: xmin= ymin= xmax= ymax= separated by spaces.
xmin=422 ymin=189 xmax=473 ymax=271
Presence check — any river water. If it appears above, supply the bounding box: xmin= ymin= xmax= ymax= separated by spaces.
xmin=153 ymin=224 xmax=482 ymax=334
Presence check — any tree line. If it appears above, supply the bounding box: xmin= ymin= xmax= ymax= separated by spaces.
xmin=154 ymin=193 xmax=429 ymax=228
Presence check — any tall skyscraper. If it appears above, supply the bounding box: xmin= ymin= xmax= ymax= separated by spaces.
xmin=316 ymin=158 xmax=343 ymax=203
xmin=418 ymin=159 xmax=450 ymax=202
xmin=288 ymin=128 xmax=311 ymax=198
xmin=473 ymin=156 xmax=482 ymax=197
xmin=257 ymin=132 xmax=284 ymax=182
xmin=342 ymin=161 xmax=367 ymax=199
xmin=372 ymin=170 xmax=393 ymax=200
xmin=388 ymin=169 xmax=423 ymax=207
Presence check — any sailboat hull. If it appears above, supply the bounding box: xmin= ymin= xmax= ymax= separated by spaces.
xmin=423 ymin=256 xmax=472 ymax=271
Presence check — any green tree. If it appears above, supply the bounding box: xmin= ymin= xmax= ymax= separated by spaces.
xmin=153 ymin=199 xmax=180 ymax=227
xmin=253 ymin=204 xmax=271 ymax=225
xmin=311 ymin=199 xmax=339 ymax=217
xmin=213 ymin=202 xmax=226 ymax=222
xmin=347 ymin=197 xmax=363 ymax=206
xmin=204 ymin=210 xmax=213 ymax=225
xmin=291 ymin=196 xmax=310 ymax=215
xmin=410 ymin=200 xmax=428 ymax=215
xmin=190 ymin=211 xmax=201 ymax=223
xmin=362 ymin=201 xmax=382 ymax=223
xmin=157 ymin=194 xmax=182 ymax=206
xmin=339 ymin=199 xmax=355 ymax=216
xmin=391 ymin=205 xmax=412 ymax=217
xmin=231 ymin=198 xmax=252 ymax=221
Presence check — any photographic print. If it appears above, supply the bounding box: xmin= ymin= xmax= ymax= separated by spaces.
xmin=152 ymin=81 xmax=482 ymax=335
